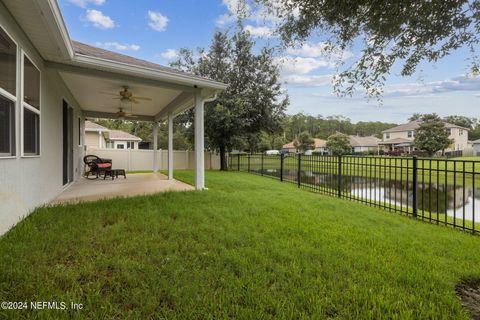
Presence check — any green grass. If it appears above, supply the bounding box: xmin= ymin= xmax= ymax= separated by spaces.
xmin=1 ymin=171 xmax=480 ymax=319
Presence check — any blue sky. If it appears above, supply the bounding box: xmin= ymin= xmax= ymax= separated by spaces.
xmin=58 ymin=0 xmax=480 ymax=123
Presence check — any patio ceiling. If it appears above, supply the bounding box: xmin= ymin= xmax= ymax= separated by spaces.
xmin=59 ymin=71 xmax=185 ymax=121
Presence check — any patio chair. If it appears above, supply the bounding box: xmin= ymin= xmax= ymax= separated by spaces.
xmin=83 ymin=155 xmax=112 ymax=180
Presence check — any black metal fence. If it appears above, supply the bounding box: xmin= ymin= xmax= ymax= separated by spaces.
xmin=230 ymin=153 xmax=479 ymax=234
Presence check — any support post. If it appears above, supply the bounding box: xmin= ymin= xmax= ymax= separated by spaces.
xmin=167 ymin=112 xmax=174 ymax=180
xmin=261 ymin=153 xmax=264 ymax=176
xmin=412 ymin=155 xmax=418 ymax=217
xmin=337 ymin=155 xmax=342 ymax=198
xmin=280 ymin=153 xmax=284 ymax=182
xmin=194 ymin=92 xmax=205 ymax=189
xmin=152 ymin=122 xmax=158 ymax=173
xmin=297 ymin=153 xmax=301 ymax=188
xmin=237 ymin=154 xmax=240 ymax=171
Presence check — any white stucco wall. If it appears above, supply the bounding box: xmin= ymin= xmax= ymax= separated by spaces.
xmin=0 ymin=5 xmax=83 ymax=235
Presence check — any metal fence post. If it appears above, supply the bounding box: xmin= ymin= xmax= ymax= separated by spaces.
xmin=412 ymin=155 xmax=418 ymax=218
xmin=237 ymin=153 xmax=240 ymax=171
xmin=297 ymin=153 xmax=301 ymax=188
xmin=280 ymin=153 xmax=284 ymax=182
xmin=261 ymin=153 xmax=264 ymax=176
xmin=247 ymin=153 xmax=251 ymax=172
xmin=337 ymin=155 xmax=342 ymax=198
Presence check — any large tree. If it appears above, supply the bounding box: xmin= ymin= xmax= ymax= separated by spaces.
xmin=254 ymin=0 xmax=480 ymax=97
xmin=171 ymin=28 xmax=288 ymax=170
xmin=294 ymin=131 xmax=315 ymax=153
xmin=414 ymin=114 xmax=453 ymax=156
xmin=326 ymin=133 xmax=351 ymax=156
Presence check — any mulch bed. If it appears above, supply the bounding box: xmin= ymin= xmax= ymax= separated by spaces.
xmin=456 ymin=278 xmax=480 ymax=319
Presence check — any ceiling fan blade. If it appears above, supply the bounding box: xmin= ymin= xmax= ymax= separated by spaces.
xmin=133 ymin=96 xmax=152 ymax=101
xmin=99 ymin=91 xmax=119 ymax=96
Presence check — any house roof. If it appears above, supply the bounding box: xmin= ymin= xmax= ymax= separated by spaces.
xmin=1 ymin=0 xmax=228 ymax=93
xmin=382 ymin=120 xmax=469 ymax=133
xmin=107 ymin=130 xmax=142 ymax=142
xmin=349 ymin=136 xmax=380 ymax=147
xmin=283 ymin=138 xmax=327 ymax=149
xmin=378 ymin=138 xmax=414 ymax=145
xmin=72 ymin=41 xmax=216 ymax=85
xmin=472 ymin=139 xmax=480 ymax=144
xmin=84 ymin=120 xmax=109 ymax=131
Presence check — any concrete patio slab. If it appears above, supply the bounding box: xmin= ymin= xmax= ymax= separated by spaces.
xmin=50 ymin=173 xmax=194 ymax=205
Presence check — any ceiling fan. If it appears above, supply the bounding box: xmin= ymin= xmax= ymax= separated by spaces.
xmin=101 ymin=86 xmax=152 ymax=104
xmin=100 ymin=86 xmax=152 ymax=119
xmin=116 ymin=107 xmax=137 ymax=119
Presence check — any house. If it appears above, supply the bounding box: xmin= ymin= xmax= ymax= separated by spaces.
xmin=282 ymin=138 xmax=329 ymax=154
xmin=0 ymin=0 xmax=227 ymax=235
xmin=349 ymin=135 xmax=380 ymax=154
xmin=473 ymin=139 xmax=480 ymax=156
xmin=84 ymin=120 xmax=141 ymax=149
xmin=379 ymin=120 xmax=469 ymax=154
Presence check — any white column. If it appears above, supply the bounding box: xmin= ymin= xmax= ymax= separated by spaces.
xmin=194 ymin=92 xmax=205 ymax=189
xmin=168 ymin=112 xmax=174 ymax=180
xmin=152 ymin=122 xmax=158 ymax=172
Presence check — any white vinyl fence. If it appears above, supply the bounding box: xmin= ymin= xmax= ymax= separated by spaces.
xmin=86 ymin=148 xmax=221 ymax=171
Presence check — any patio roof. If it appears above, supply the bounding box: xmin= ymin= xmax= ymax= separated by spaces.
xmin=3 ymin=0 xmax=227 ymax=121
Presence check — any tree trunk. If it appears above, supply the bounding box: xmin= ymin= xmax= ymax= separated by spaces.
xmin=220 ymin=145 xmax=228 ymax=171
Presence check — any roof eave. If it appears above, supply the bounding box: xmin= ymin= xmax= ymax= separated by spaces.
xmin=72 ymin=53 xmax=228 ymax=91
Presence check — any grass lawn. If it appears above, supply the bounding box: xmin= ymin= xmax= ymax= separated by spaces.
xmin=1 ymin=171 xmax=480 ymax=319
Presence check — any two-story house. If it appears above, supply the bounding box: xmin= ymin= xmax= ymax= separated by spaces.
xmin=379 ymin=120 xmax=469 ymax=154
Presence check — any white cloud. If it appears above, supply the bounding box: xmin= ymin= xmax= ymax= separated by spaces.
xmin=160 ymin=49 xmax=178 ymax=60
xmin=385 ymin=75 xmax=480 ymax=97
xmin=215 ymin=13 xmax=235 ymax=26
xmin=282 ymin=74 xmax=333 ymax=87
xmin=244 ymin=25 xmax=273 ymax=38
xmin=85 ymin=9 xmax=115 ymax=29
xmin=69 ymin=0 xmax=105 ymax=8
xmin=148 ymin=11 xmax=168 ymax=32
xmin=276 ymin=56 xmax=334 ymax=75
xmin=286 ymin=42 xmax=354 ymax=61
xmin=95 ymin=42 xmax=140 ymax=51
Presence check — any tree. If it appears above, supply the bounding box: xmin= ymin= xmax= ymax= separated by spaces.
xmin=293 ymin=131 xmax=315 ymax=153
xmin=443 ymin=115 xmax=477 ymax=130
xmin=326 ymin=133 xmax=351 ymax=156
xmin=171 ymin=27 xmax=287 ymax=170
xmin=414 ymin=114 xmax=453 ymax=156
xmin=254 ymin=0 xmax=480 ymax=97
xmin=408 ymin=113 xmax=423 ymax=121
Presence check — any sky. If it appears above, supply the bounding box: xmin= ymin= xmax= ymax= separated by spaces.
xmin=58 ymin=0 xmax=480 ymax=124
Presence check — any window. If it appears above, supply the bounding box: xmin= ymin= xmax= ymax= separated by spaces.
xmin=116 ymin=144 xmax=125 ymax=149
xmin=408 ymin=131 xmax=413 ymax=138
xmin=385 ymin=133 xmax=390 ymax=139
xmin=23 ymin=108 xmax=39 ymax=154
xmin=0 ymin=26 xmax=17 ymax=157
xmin=0 ymin=96 xmax=15 ymax=156
xmin=22 ymin=54 xmax=40 ymax=155
xmin=446 ymin=128 xmax=451 ymax=135
xmin=459 ymin=129 xmax=463 ymax=136
xmin=127 ymin=141 xmax=134 ymax=149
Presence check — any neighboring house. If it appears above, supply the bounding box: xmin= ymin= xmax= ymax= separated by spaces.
xmin=84 ymin=120 xmax=141 ymax=149
xmin=473 ymin=139 xmax=480 ymax=156
xmin=0 ymin=0 xmax=226 ymax=235
xmin=349 ymin=135 xmax=380 ymax=154
xmin=379 ymin=120 xmax=469 ymax=153
xmin=282 ymin=138 xmax=329 ymax=154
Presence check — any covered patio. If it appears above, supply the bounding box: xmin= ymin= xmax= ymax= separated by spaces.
xmin=52 ymin=41 xmax=227 ymax=190
xmin=51 ymin=172 xmax=193 ymax=205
